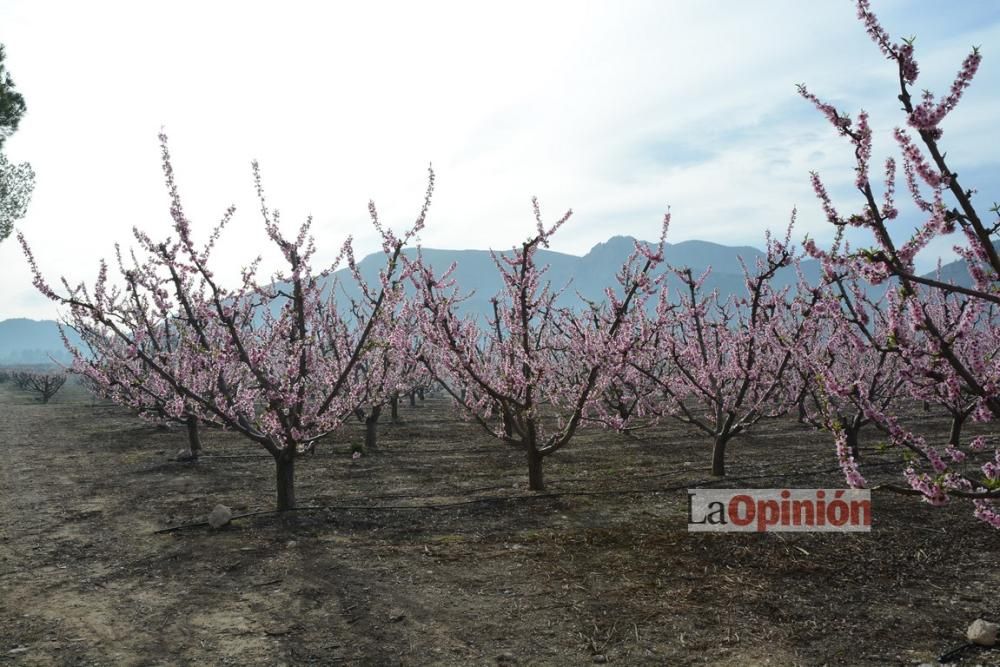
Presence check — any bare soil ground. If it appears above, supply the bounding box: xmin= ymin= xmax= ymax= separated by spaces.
xmin=1 ymin=382 xmax=998 ymax=666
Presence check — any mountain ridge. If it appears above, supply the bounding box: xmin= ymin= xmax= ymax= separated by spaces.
xmin=0 ymin=236 xmax=983 ymax=364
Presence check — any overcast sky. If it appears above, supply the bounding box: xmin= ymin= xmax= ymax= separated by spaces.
xmin=2 ymin=0 xmax=999 ymax=320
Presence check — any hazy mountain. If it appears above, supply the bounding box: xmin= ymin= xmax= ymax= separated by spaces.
xmin=1 ymin=235 xmax=987 ymax=363
xmin=329 ymin=236 xmax=794 ymax=318
xmin=0 ymin=318 xmax=80 ymax=366
xmin=929 ymin=241 xmax=1000 ymax=288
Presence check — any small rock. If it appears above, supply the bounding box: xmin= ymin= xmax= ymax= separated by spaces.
xmin=207 ymin=504 xmax=232 ymax=529
xmin=8 ymin=647 xmax=29 ymax=655
xmin=496 ymin=652 xmax=517 ymax=664
xmin=176 ymin=448 xmax=197 ymax=462
xmin=593 ymin=655 xmax=608 ymax=664
xmin=388 ymin=608 xmax=406 ymax=623
xmin=286 ymin=541 xmax=298 ymax=548
xmin=967 ymin=618 xmax=998 ymax=646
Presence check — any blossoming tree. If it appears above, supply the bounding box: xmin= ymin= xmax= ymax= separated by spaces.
xmin=802 ymin=0 xmax=1000 ymax=526
xmin=64 ymin=281 xmax=215 ymax=459
xmin=625 ymin=227 xmax=809 ymax=476
xmin=412 ymin=200 xmax=667 ymax=490
xmin=20 ymin=134 xmax=432 ymax=511
xmin=900 ymin=285 xmax=999 ymax=448
xmin=782 ymin=268 xmax=905 ymax=466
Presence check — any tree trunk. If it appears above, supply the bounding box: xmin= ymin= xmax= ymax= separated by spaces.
xmin=409 ymin=391 xmax=416 ymax=408
xmin=711 ymin=434 xmax=728 ymax=477
xmin=390 ymin=393 xmax=400 ymax=423
xmin=500 ymin=404 xmax=513 ymax=438
xmin=186 ymin=415 xmax=202 ymax=457
xmin=527 ymin=447 xmax=544 ymax=491
xmin=275 ymin=454 xmax=296 ymax=511
xmin=365 ymin=405 xmax=382 ymax=452
xmin=417 ymin=388 xmax=425 ymax=401
xmin=948 ymin=412 xmax=965 ymax=447
xmin=845 ymin=426 xmax=861 ymax=460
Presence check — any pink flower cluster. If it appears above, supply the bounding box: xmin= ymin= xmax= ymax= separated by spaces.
xmin=799 ymin=0 xmax=1000 ymax=527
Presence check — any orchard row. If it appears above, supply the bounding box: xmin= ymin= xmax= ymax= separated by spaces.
xmin=17 ymin=1 xmax=1000 ymax=527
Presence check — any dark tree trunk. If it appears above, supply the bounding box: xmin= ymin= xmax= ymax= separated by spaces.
xmin=409 ymin=391 xmax=416 ymax=408
xmin=797 ymin=398 xmax=807 ymax=424
xmin=711 ymin=434 xmax=729 ymax=477
xmin=365 ymin=405 xmax=382 ymax=452
xmin=845 ymin=426 xmax=861 ymax=460
xmin=275 ymin=455 xmax=296 ymax=511
xmin=417 ymin=388 xmax=425 ymax=401
xmin=923 ymin=400 xmax=931 ymax=412
xmin=949 ymin=412 xmax=965 ymax=447
xmin=527 ymin=447 xmax=544 ymax=491
xmin=390 ymin=393 xmax=400 ymax=423
xmin=186 ymin=415 xmax=202 ymax=457
xmin=500 ymin=404 xmax=513 ymax=438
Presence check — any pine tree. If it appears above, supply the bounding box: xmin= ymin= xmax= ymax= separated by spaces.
xmin=0 ymin=44 xmax=27 ymax=148
xmin=0 ymin=43 xmax=32 ymax=242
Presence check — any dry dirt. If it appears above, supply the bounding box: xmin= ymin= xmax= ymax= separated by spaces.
xmin=1 ymin=381 xmax=998 ymax=666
